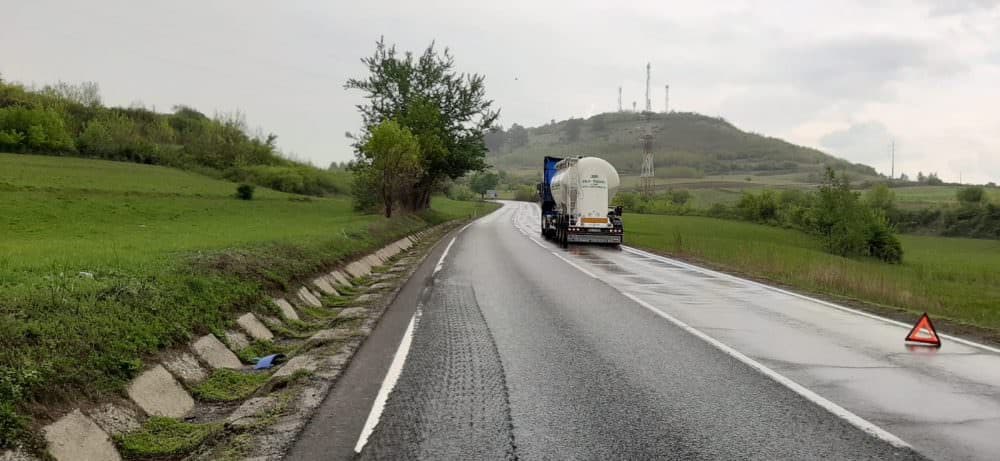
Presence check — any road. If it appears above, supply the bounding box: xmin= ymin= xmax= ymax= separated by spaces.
xmin=295 ymin=201 xmax=1000 ymax=460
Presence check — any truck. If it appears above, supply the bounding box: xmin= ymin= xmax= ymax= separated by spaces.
xmin=538 ymin=156 xmax=623 ymax=247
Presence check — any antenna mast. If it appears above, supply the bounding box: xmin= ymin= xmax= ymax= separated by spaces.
xmin=664 ymin=84 xmax=669 ymax=113
xmin=644 ymin=63 xmax=652 ymax=112
xmin=618 ymin=86 xmax=623 ymax=112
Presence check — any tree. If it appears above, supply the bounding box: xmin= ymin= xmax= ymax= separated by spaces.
xmin=469 ymin=171 xmax=499 ymax=198
xmin=346 ymin=38 xmax=499 ymax=211
xmin=957 ymin=186 xmax=985 ymax=205
xmin=507 ymin=123 xmax=529 ymax=149
xmin=590 ymin=114 xmax=607 ymax=133
xmin=355 ymin=120 xmax=422 ymax=217
xmin=563 ymin=118 xmax=583 ymax=142
xmin=483 ymin=126 xmax=505 ymax=154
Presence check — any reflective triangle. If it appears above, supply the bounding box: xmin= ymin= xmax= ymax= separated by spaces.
xmin=905 ymin=313 xmax=941 ymax=347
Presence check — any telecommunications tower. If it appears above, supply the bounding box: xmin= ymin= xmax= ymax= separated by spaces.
xmin=644 ymin=63 xmax=652 ymax=112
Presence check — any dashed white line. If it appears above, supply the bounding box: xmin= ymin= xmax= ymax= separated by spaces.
xmin=355 ymin=309 xmax=420 ymax=453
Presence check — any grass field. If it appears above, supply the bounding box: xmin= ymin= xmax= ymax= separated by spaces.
xmin=625 ymin=214 xmax=1000 ymax=333
xmin=893 ymin=185 xmax=1000 ymax=208
xmin=0 ymin=153 xmax=494 ymax=446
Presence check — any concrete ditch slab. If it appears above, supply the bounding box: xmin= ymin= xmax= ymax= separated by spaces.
xmin=43 ymin=409 xmax=121 ymax=461
xmin=237 ymin=313 xmax=275 ymax=341
xmin=227 ymin=396 xmax=280 ymax=429
xmin=273 ymin=354 xmax=319 ymax=379
xmin=224 ymin=330 xmax=251 ymax=351
xmin=162 ymin=352 xmax=208 ymax=385
xmin=192 ymin=334 xmax=243 ymax=369
xmin=354 ymin=294 xmax=378 ymax=304
xmin=296 ymin=287 xmax=322 ymax=308
xmin=305 ymin=328 xmax=353 ymax=348
xmin=344 ymin=260 xmax=370 ymax=278
xmin=311 ymin=277 xmax=338 ymax=296
xmin=363 ymin=255 xmax=383 ymax=268
xmin=86 ymin=403 xmax=141 ymax=437
xmin=274 ymin=298 xmax=300 ymax=321
xmin=126 ymin=365 xmax=194 ymax=418
xmin=337 ymin=307 xmax=368 ymax=320
xmin=368 ymin=282 xmax=394 ymax=290
xmin=329 ymin=270 xmax=352 ymax=287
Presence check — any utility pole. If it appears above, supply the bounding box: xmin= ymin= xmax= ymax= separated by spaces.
xmin=632 ymin=101 xmax=636 ymax=112
xmin=618 ymin=86 xmax=623 ymax=112
xmin=890 ymin=140 xmax=895 ymax=180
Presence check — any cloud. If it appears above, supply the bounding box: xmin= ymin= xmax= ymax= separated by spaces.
xmin=915 ymin=0 xmax=1000 ymax=16
xmin=819 ymin=121 xmax=895 ymax=166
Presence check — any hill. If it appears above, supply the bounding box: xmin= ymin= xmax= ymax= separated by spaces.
xmin=0 ymin=152 xmax=491 ymax=448
xmin=0 ymin=79 xmax=342 ymax=196
xmin=488 ymin=112 xmax=878 ymax=186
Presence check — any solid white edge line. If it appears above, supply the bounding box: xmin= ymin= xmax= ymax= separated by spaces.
xmin=619 ymin=292 xmax=911 ymax=449
xmin=620 ymin=246 xmax=1000 ymax=355
xmin=433 ymin=237 xmax=457 ymax=275
xmin=354 ymin=310 xmax=419 ymax=453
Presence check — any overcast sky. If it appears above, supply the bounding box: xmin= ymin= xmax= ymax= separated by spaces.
xmin=3 ymin=0 xmax=999 ymax=183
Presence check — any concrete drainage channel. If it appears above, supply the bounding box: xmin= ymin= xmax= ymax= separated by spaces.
xmin=2 ymin=224 xmax=453 ymax=461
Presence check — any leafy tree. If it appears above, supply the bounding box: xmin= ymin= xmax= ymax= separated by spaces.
xmin=355 ymin=120 xmax=422 ymax=217
xmin=483 ymin=126 xmax=506 ymax=154
xmin=925 ymin=172 xmax=943 ymax=185
xmin=507 ymin=123 xmax=529 ymax=149
xmin=346 ymin=38 xmax=499 ymax=210
xmin=469 ymin=171 xmax=499 ymax=198
xmin=563 ymin=118 xmax=583 ymax=142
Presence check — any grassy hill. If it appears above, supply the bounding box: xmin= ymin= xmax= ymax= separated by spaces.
xmin=490 ymin=111 xmax=879 ymax=190
xmin=0 ymin=153 xmax=491 ymax=448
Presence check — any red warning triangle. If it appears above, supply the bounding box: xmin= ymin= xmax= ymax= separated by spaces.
xmin=905 ymin=313 xmax=941 ymax=347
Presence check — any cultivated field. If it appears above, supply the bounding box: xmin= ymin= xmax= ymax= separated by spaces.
xmin=624 ymin=213 xmax=1000 ymax=333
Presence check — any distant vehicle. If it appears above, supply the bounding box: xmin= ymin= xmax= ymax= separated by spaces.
xmin=538 ymin=156 xmax=623 ymax=247
xmin=485 ymin=189 xmax=498 ymax=199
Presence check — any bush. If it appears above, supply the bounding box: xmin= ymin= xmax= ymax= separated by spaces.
xmin=737 ymin=190 xmax=778 ymax=223
xmin=957 ymin=186 xmax=985 ymax=205
xmin=236 ymin=184 xmax=255 ymax=200
xmin=513 ymin=185 xmax=537 ymax=202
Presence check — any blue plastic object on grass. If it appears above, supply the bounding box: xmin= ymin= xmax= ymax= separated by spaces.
xmin=254 ymin=353 xmax=285 ymax=370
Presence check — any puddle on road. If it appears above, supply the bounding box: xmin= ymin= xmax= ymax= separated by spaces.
xmin=601 ymin=265 xmax=634 ymax=275
xmin=625 ymin=275 xmax=660 ymax=285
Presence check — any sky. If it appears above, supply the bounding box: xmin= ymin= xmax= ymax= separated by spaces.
xmin=2 ymin=0 xmax=999 ymax=183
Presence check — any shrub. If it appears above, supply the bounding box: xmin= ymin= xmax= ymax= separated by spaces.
xmin=957 ymin=186 xmax=985 ymax=205
xmin=236 ymin=184 xmax=255 ymax=200
xmin=513 ymin=185 xmax=536 ymax=202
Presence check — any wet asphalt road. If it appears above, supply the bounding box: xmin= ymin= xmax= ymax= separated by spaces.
xmin=356 ymin=202 xmax=932 ymax=460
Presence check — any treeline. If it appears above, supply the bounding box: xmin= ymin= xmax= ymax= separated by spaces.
xmin=0 ymin=77 xmax=341 ymax=196
xmin=615 ymin=169 xmax=904 ymax=263
xmin=893 ymin=186 xmax=1000 ymax=239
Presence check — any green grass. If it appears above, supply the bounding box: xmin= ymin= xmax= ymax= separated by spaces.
xmin=625 ymin=214 xmax=1000 ymax=331
xmin=893 ymin=185 xmax=1000 ymax=208
xmin=191 ymin=369 xmax=269 ymax=402
xmin=115 ymin=417 xmax=223 ymax=459
xmin=0 ymin=153 xmax=497 ymax=447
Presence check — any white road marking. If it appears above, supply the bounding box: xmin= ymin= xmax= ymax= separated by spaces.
xmin=620 ymin=246 xmax=1000 ymax=355
xmin=355 ymin=309 xmax=420 ymax=453
xmin=520 ymin=199 xmax=911 ymax=450
xmin=620 ymin=292 xmax=911 ymax=449
xmin=433 ymin=237 xmax=457 ymax=275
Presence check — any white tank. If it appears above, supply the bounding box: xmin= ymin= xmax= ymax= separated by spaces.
xmin=550 ymin=156 xmax=620 ymax=227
